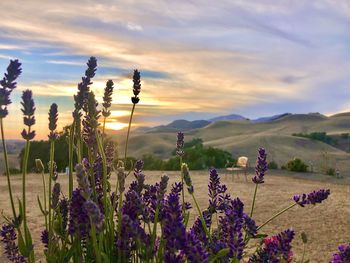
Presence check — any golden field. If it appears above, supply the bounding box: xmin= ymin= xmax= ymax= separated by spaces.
xmin=0 ymin=169 xmax=349 ymax=262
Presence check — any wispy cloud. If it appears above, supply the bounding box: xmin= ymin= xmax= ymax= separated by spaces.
xmin=1 ymin=0 xmax=350 ymax=138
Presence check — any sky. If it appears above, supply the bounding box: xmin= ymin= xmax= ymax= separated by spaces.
xmin=1 ymin=0 xmax=350 ymax=139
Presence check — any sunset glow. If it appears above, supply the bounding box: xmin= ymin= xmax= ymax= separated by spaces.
xmin=0 ymin=1 xmax=350 ymax=139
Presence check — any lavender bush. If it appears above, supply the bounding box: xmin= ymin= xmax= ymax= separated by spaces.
xmin=0 ymin=58 xmax=341 ymax=262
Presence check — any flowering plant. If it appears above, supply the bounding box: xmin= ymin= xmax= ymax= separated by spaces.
xmin=0 ymin=58 xmax=346 ymax=263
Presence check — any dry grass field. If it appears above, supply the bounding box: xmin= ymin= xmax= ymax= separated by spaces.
xmin=0 ymin=169 xmax=349 ymax=262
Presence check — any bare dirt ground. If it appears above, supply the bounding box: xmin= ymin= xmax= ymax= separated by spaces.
xmin=0 ymin=169 xmax=349 ymax=262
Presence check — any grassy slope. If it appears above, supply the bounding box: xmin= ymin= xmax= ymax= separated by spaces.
xmin=112 ymin=113 xmax=350 ymax=174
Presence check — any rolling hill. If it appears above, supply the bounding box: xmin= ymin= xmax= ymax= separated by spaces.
xmin=112 ymin=113 xmax=350 ymax=175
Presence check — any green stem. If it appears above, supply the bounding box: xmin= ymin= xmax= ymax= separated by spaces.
xmin=21 ymin=138 xmax=30 ymax=239
xmin=96 ymin=130 xmax=108 ymax=212
xmin=301 ymin=243 xmax=306 ymax=263
xmin=68 ymin=124 xmax=74 ymax=199
xmin=0 ymin=118 xmax=16 ymax=219
xmin=250 ymin=184 xmax=258 ymax=217
xmin=117 ymin=193 xmax=124 ymax=263
xmin=124 ymin=103 xmax=136 ymax=162
xmin=48 ymin=140 xmax=55 ymax=254
xmin=179 ymin=157 xmax=185 ymax=215
xmin=41 ymin=171 xmax=48 ymax=229
xmin=257 ymin=203 xmax=297 ymax=231
xmin=90 ymin=222 xmax=102 ymax=263
xmin=191 ymin=193 xmax=211 ymax=241
xmin=102 ymin=117 xmax=106 ymax=137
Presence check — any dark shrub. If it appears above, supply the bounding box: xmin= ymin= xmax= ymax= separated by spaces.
xmin=267 ymin=161 xmax=278 ymax=169
xmin=325 ymin=168 xmax=335 ymax=176
xmin=283 ymin=158 xmax=308 ymax=172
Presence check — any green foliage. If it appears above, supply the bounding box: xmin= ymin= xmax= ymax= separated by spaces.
xmin=292 ymin=132 xmax=335 ymax=145
xmin=341 ymin=133 xmax=349 ymax=139
xmin=267 ymin=161 xmax=278 ymax=170
xmin=141 ymin=138 xmax=233 ymax=170
xmin=19 ymin=129 xmax=87 ymax=173
xmin=282 ymin=158 xmax=308 ymax=172
xmin=9 ymin=167 xmax=21 ymax=174
xmin=325 ymin=168 xmax=335 ymax=176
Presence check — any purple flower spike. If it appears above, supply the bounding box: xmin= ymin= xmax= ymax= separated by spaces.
xmin=41 ymin=229 xmax=49 ymax=249
xmin=102 ymin=79 xmax=114 ymax=118
xmin=331 ymin=243 xmax=350 ymax=263
xmin=0 ymin=59 xmax=22 ymax=118
xmin=75 ymin=164 xmax=92 ymax=199
xmin=0 ymin=223 xmax=26 ymax=262
xmin=185 ymin=230 xmax=209 ymax=263
xmin=51 ymin=182 xmax=61 ymax=209
xmin=252 ymin=147 xmax=267 ymax=184
xmin=176 ymin=132 xmax=185 ymax=156
xmin=84 ymin=200 xmax=105 ymax=231
xmin=48 ymin=103 xmax=59 ymax=141
xmin=131 ymin=69 xmax=141 ymax=104
xmin=163 ymin=193 xmax=186 ymax=259
xmin=294 ymin=189 xmax=330 ymax=207
xmin=20 ymin=90 xmax=36 ymax=141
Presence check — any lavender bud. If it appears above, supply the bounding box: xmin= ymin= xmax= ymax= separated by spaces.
xmin=252 ymin=147 xmax=267 ymax=184
xmin=0 ymin=223 xmax=26 ymax=262
xmin=84 ymin=200 xmax=104 ymax=231
xmin=51 ymin=183 xmax=61 ymax=209
xmin=117 ymin=161 xmax=126 ymax=193
xmin=75 ymin=164 xmax=92 ymax=199
xmin=41 ymin=229 xmax=49 ymax=248
xmin=176 ymin=132 xmax=185 ymax=156
xmin=182 ymin=163 xmax=193 ymax=194
xmin=20 ymin=90 xmax=36 ymax=141
xmin=48 ymin=103 xmax=59 ymax=141
xmin=73 ymin=57 xmax=97 ymax=114
xmin=35 ymin=159 xmax=44 ymax=173
xmin=0 ymin=59 xmax=22 ymax=118
xmin=102 ymin=80 xmax=114 ymax=118
xmin=294 ymin=189 xmax=330 ymax=207
xmin=331 ymin=243 xmax=350 ymax=263
xmin=131 ymin=69 xmax=141 ymax=104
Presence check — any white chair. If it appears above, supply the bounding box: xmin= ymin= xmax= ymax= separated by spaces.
xmin=226 ymin=156 xmax=249 ymax=181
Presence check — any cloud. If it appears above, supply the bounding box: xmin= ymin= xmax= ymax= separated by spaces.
xmin=1 ymin=0 xmax=350 ymax=138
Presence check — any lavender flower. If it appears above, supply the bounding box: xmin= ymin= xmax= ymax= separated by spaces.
xmin=73 ymin=57 xmax=97 ymax=115
xmin=208 ymin=168 xmax=227 ymax=214
xmin=243 ymin=213 xmax=257 ymax=237
xmin=48 ymin=103 xmax=59 ymax=140
xmin=102 ymin=80 xmax=114 ymax=118
xmin=51 ymin=182 xmax=61 ymax=209
xmin=252 ymin=147 xmax=267 ymax=184
xmin=157 ymin=175 xmax=169 ymax=201
xmin=162 ymin=193 xmax=186 ymax=260
xmin=294 ymin=189 xmax=330 ymax=207
xmin=134 ymin=160 xmax=144 ymax=178
xmin=84 ymin=200 xmax=105 ymax=231
xmin=171 ymin=182 xmax=183 ymax=194
xmin=219 ymin=198 xmax=245 ymax=260
xmin=116 ymin=160 xmax=126 ymax=193
xmin=185 ymin=230 xmax=209 ymax=263
xmin=0 ymin=224 xmax=26 ymax=262
xmin=190 ymin=210 xmax=212 ymax=244
xmin=131 ymin=70 xmax=141 ymax=104
xmin=68 ymin=189 xmax=89 ymax=237
xmin=331 ymin=243 xmax=350 ymax=263
xmin=249 ymin=229 xmax=295 ymax=262
xmin=176 ymin=132 xmax=185 ymax=156
xmin=75 ymin=164 xmax=92 ymax=199
xmin=58 ymin=198 xmax=69 ymax=232
xmin=41 ymin=229 xmax=49 ymax=249
xmin=182 ymin=163 xmax=194 ymax=194
xmin=20 ymin=90 xmax=36 ymax=141
xmin=0 ymin=59 xmax=22 ymax=118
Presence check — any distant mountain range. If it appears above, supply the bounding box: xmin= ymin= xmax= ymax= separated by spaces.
xmin=135 ymin=112 xmax=327 ymax=133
